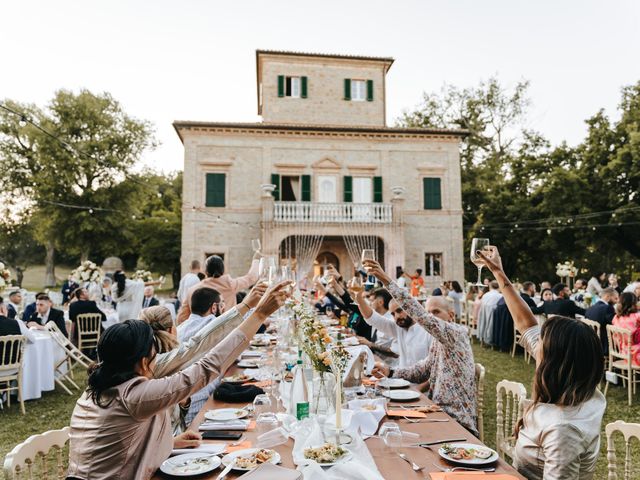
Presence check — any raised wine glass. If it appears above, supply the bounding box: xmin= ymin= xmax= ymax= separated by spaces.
xmin=361 ymin=249 xmax=375 ymax=272
xmin=470 ymin=238 xmax=490 ymax=286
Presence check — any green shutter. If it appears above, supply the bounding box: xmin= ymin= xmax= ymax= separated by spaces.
xmin=301 ymin=76 xmax=308 ymax=98
xmin=205 ymin=173 xmax=226 ymax=207
xmin=366 ymin=80 xmax=374 ymax=101
xmin=271 ymin=173 xmax=280 ymax=201
xmin=344 ymin=79 xmax=351 ymax=101
xmin=277 ymin=75 xmax=285 ymax=97
xmin=423 ymin=177 xmax=442 ymax=210
xmin=343 ymin=176 xmax=353 ymax=202
xmin=373 ymin=176 xmax=383 ymax=203
xmin=301 ymin=175 xmax=311 ymax=201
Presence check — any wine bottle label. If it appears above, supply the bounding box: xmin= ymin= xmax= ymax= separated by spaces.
xmin=296 ymin=402 xmax=309 ymax=420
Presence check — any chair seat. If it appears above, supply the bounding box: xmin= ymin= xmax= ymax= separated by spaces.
xmin=611 ymin=360 xmax=640 ymax=371
xmin=0 ymin=368 xmax=19 ymax=378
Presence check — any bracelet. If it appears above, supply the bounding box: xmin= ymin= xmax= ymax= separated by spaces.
xmin=239 ymin=301 xmax=250 ymax=311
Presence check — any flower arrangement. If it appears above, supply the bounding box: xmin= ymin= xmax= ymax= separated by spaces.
xmin=555 ymin=261 xmax=578 ymax=278
xmin=133 ymin=270 xmax=153 ymax=282
xmin=329 ymin=340 xmax=350 ymax=377
xmin=294 ymin=301 xmax=333 ymax=373
xmin=0 ymin=262 xmax=12 ymax=288
xmin=583 ymin=292 xmax=593 ymax=307
xmin=71 ymin=260 xmax=103 ymax=284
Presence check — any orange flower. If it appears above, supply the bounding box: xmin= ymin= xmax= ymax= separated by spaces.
xmin=323 ymin=336 xmax=332 ymax=344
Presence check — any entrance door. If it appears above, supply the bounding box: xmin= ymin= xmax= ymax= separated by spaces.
xmin=317 ymin=175 xmax=338 ymax=203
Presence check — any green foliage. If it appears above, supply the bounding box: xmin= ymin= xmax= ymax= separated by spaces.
xmin=0 ymin=217 xmax=44 ymax=287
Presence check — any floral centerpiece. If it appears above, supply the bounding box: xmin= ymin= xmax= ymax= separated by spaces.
xmin=71 ymin=260 xmax=103 ymax=284
xmin=555 ymin=261 xmax=578 ymax=279
xmin=293 ymin=301 xmax=332 ymax=373
xmin=133 ymin=270 xmax=153 ymax=282
xmin=0 ymin=262 xmax=12 ymax=289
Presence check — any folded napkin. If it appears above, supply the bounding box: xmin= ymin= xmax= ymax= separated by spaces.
xmin=344 ymin=345 xmax=375 ymax=375
xmin=170 ymin=443 xmax=226 ymax=456
xmin=241 ymin=462 xmax=302 ymax=480
xmin=344 ymin=398 xmax=387 ymax=436
xmin=386 ymin=409 xmax=427 ymax=418
xmin=199 ymin=419 xmax=251 ymax=431
xmin=214 ymin=382 xmax=264 ymax=403
xmin=241 ymin=349 xmax=265 ymax=358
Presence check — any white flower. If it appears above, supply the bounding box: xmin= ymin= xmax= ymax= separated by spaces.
xmin=0 ymin=262 xmax=4 ymax=270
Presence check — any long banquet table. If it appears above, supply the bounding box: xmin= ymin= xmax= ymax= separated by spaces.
xmin=152 ymin=363 xmax=525 ymax=479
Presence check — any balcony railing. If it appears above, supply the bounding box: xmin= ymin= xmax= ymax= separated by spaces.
xmin=273 ymin=202 xmax=393 ymax=223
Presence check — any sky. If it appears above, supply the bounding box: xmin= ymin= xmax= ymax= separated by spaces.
xmin=1 ymin=0 xmax=639 ymax=172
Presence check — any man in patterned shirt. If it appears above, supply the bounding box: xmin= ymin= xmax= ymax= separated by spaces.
xmin=366 ymin=260 xmax=478 ymax=436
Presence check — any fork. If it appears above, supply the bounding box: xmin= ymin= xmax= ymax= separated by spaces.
xmin=432 ymin=463 xmax=496 ymax=472
xmin=397 ymin=452 xmax=424 ymax=471
xmin=402 ymin=416 xmax=449 ymax=424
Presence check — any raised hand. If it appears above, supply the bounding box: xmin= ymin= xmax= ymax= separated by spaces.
xmin=255 ymin=281 xmax=290 ymax=317
xmin=362 ymin=260 xmax=392 ymax=286
xmin=244 ymin=282 xmax=268 ymax=308
xmin=475 ymin=246 xmax=503 ymax=274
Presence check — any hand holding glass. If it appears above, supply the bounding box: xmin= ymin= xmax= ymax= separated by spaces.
xmin=470 ymin=238 xmax=491 ymax=286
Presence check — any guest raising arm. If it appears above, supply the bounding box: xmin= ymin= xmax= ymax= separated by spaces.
xmin=475 ymin=246 xmax=605 ymax=480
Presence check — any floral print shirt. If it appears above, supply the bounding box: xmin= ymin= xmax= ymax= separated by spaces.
xmin=387 ymin=282 xmax=478 ymax=435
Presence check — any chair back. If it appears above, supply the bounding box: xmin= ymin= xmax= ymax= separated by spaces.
xmin=76 ymin=313 xmax=102 ymax=350
xmin=475 ymin=363 xmax=485 ymax=441
xmin=496 ymin=379 xmax=527 ymax=459
xmin=3 ymin=427 xmax=70 ymax=479
xmin=581 ymin=317 xmax=601 ymax=339
xmin=607 ymin=324 xmax=633 ymax=367
xmin=0 ymin=335 xmax=26 ymax=373
xmin=605 ymin=420 xmax=640 ymax=480
xmin=44 ymin=322 xmax=92 ymax=369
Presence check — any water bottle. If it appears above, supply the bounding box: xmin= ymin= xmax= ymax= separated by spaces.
xmin=289 ymin=358 xmax=310 ymax=420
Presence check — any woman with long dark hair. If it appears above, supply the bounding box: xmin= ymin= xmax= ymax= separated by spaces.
xmin=67 ymin=281 xmax=288 ymax=480
xmin=111 ymin=270 xmax=145 ymax=322
xmin=476 ymin=247 xmax=604 ymax=479
xmin=447 ymin=280 xmax=464 ymax=319
xmin=612 ymin=292 xmax=640 ymax=365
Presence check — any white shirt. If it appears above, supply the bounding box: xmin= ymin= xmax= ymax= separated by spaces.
xmin=36 ymin=308 xmax=50 ymax=325
xmin=177 ymin=272 xmax=201 ymax=303
xmin=17 ymin=319 xmax=36 ymax=342
xmin=396 ymin=277 xmax=407 ymax=289
xmin=477 ymin=289 xmax=502 ymax=344
xmin=177 ymin=312 xmax=217 ymax=343
xmin=363 ymin=310 xmax=432 ymax=368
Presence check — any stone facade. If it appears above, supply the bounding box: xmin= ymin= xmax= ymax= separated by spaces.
xmin=175 ymin=51 xmax=466 ymax=289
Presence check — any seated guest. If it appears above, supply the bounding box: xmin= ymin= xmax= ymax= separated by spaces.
xmin=493 ymin=283 xmax=537 ymax=351
xmin=539 ymin=287 xmax=553 ymax=304
xmin=533 ymin=283 xmax=585 ymax=319
xmin=354 ymin=289 xmax=398 ymax=362
xmin=447 ymin=281 xmax=464 ymax=319
xmin=69 ymin=288 xmax=107 ymax=343
xmin=612 ymin=292 xmax=640 ymax=366
xmin=477 ymin=280 xmax=502 ymax=344
xmin=21 ymin=292 xmax=46 ymax=323
xmin=520 ymin=282 xmax=538 ymax=309
xmin=476 ymin=246 xmax=605 ymax=480
xmin=66 ymin=282 xmax=286 ymax=480
xmin=142 ymin=286 xmax=159 ymax=309
xmin=364 ymin=261 xmax=477 ymax=436
xmin=6 ymin=290 xmax=22 ymax=320
xmin=585 ymin=287 xmax=618 ymax=355
xmin=178 ymin=287 xmax=225 ymax=343
xmin=355 ymin=288 xmax=432 ymax=368
xmin=570 ymin=278 xmax=588 ymax=302
xmin=326 ymin=274 xmax=373 ymax=341
xmin=26 ymin=295 xmax=68 ymax=337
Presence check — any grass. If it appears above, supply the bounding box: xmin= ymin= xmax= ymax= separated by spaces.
xmin=1 ymin=343 xmax=638 ymax=477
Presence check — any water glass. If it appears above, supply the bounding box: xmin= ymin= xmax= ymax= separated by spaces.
xmin=378 ymin=421 xmax=400 ymax=437
xmin=383 ymin=430 xmax=403 ymax=449
xmin=253 ymin=394 xmax=273 ymax=416
xmin=255 ymin=412 xmax=279 ymax=436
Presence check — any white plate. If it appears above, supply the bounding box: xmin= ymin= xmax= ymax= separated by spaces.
xmin=237 ymin=360 xmax=260 ymax=368
xmin=382 ymin=389 xmax=420 ymax=401
xmin=222 ymin=375 xmax=253 ymax=385
xmin=221 ymin=448 xmax=281 ymax=471
xmin=438 ymin=442 xmax=499 ymax=466
xmin=303 ymin=449 xmax=353 ymax=467
xmin=378 ymin=378 xmax=410 ymax=389
xmin=205 ymin=408 xmax=248 ymax=421
xmin=160 ymin=452 xmax=221 ymax=476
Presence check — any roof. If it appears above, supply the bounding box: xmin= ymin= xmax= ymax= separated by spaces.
xmin=256 ymin=49 xmax=395 ymax=66
xmin=173 ymin=120 xmax=468 ymax=143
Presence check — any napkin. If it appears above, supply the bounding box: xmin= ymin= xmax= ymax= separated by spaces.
xmin=429 ymin=474 xmax=519 ymax=480
xmin=213 ymin=382 xmax=264 ymax=403
xmin=386 ymin=409 xmax=427 ymax=418
xmin=170 ymin=443 xmax=226 ymax=456
xmin=199 ymin=419 xmax=251 ymax=431
xmin=344 ymin=399 xmax=387 ymax=436
xmin=240 ymin=463 xmax=302 ymax=480
xmin=344 ymin=345 xmax=375 ymax=375
xmin=241 ymin=349 xmax=265 ymax=358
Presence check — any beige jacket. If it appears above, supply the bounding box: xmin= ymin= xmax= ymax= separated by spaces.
xmin=67 ymin=329 xmax=248 ymax=480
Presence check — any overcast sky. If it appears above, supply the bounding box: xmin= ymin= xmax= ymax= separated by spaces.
xmin=2 ymin=0 xmax=639 ymax=172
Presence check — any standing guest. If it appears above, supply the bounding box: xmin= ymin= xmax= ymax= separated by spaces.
xmin=177 ymin=260 xmax=202 ymax=304
xmin=142 ymin=286 xmax=159 ymax=309
xmin=177 ymin=253 xmax=260 ymax=324
xmin=447 ymin=281 xmax=465 ymax=319
xmin=364 ymin=262 xmax=477 ymax=436
xmin=533 ymin=284 xmax=585 ymax=319
xmin=6 ymin=290 xmax=22 ymax=320
xmin=61 ymin=274 xmax=79 ymax=305
xmin=101 ymin=277 xmax=116 ymax=307
xmin=476 ymin=246 xmax=605 ymax=480
xmin=66 ymin=282 xmax=287 ymax=480
xmin=26 ymin=295 xmax=67 ymax=337
xmin=612 ymin=292 xmax=640 ymax=366
xmin=587 ymin=272 xmax=607 ymax=297
xmin=69 ymin=288 xmax=107 ymax=343
xmin=477 ymin=280 xmax=502 ymax=344
xmin=607 ymin=274 xmax=622 ymax=294
xmin=623 ymin=279 xmax=640 ymax=295
xmin=409 ymin=269 xmax=425 ymax=297
xmin=472 ymin=287 xmax=485 ymax=322
xmin=395 ymin=267 xmax=408 ymax=290
xmin=112 ymin=271 xmax=159 ymax=323
xmin=585 ymin=287 xmax=619 ymax=355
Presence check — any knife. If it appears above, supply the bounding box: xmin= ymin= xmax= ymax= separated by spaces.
xmin=216 ymin=459 xmax=235 ymax=480
xmin=415 ymin=438 xmax=467 ymax=447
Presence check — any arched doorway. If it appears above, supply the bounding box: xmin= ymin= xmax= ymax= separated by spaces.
xmin=314 ymin=251 xmax=340 ymax=278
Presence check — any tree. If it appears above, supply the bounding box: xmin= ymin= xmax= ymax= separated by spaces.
xmin=0 ymin=90 xmax=156 ymax=285
xmin=0 ymin=218 xmax=44 ymax=287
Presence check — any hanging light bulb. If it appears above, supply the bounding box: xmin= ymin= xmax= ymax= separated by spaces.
xmin=88 ymin=208 xmax=94 ymax=214
xmin=546 ymin=229 xmax=551 ymax=235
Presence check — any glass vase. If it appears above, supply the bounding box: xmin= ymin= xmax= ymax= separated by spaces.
xmin=311 ymin=371 xmax=336 ymax=415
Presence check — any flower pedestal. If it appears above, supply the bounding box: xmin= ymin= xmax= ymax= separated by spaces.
xmin=311 ymin=371 xmax=336 ymax=416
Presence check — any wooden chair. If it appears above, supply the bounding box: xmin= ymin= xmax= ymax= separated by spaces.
xmin=0 ymin=335 xmax=26 ymax=414
xmin=581 ymin=316 xmax=608 ymax=370
xmin=3 ymin=426 xmax=70 ymax=479
xmin=605 ymin=420 xmax=640 ymax=480
xmin=76 ymin=313 xmax=102 ymax=352
xmin=604 ymin=324 xmax=640 ymax=406
xmin=511 ymin=325 xmax=531 ymax=364
xmin=44 ymin=322 xmax=92 ymax=395
xmin=496 ymin=379 xmax=527 ymax=460
xmin=466 ymin=299 xmax=477 ymax=340
xmin=475 ymin=363 xmax=485 ymax=442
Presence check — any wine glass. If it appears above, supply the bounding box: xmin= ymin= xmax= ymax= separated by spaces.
xmin=361 ymin=249 xmax=375 ymax=272
xmin=470 ymin=238 xmax=490 ymax=286
xmin=251 ymin=239 xmax=262 ymax=252
xmin=349 ymin=276 xmax=363 ymax=294
xmin=259 ymin=257 xmax=277 ymax=284
xmin=253 ymin=394 xmax=273 ymax=416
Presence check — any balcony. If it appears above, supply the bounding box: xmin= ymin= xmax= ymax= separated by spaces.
xmin=273 ymin=202 xmax=393 ymax=223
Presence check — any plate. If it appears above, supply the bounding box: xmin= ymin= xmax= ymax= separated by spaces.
xmin=438 ymin=442 xmax=499 ymax=466
xmin=222 ymin=374 xmax=253 ymax=385
xmin=378 ymin=378 xmax=410 ymax=389
xmin=204 ymin=408 xmax=248 ymax=421
xmin=221 ymin=448 xmax=281 ymax=471
xmin=160 ymin=453 xmax=221 ymax=476
xmin=382 ymin=389 xmax=420 ymax=401
xmin=237 ymin=360 xmax=260 ymax=368
xmin=303 ymin=448 xmax=353 ymax=467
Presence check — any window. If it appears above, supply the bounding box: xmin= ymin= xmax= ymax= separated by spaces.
xmin=271 ymin=174 xmax=311 ymax=201
xmin=278 ymin=75 xmax=307 ymax=98
xmin=286 ymin=77 xmax=300 ymax=98
xmin=205 ymin=173 xmax=225 ymax=207
xmin=423 ymin=177 xmax=442 ymax=210
xmin=343 ymin=176 xmax=382 ymax=203
xmin=351 ymin=80 xmax=366 ymax=101
xmin=424 ymin=253 xmax=442 ymax=277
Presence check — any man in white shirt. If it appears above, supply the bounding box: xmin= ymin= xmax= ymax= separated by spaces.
xmin=355 ymin=289 xmax=399 ymax=364
xmin=177 ymin=260 xmax=202 ymax=304
xmin=477 ymin=280 xmax=503 ymax=344
xmin=7 ymin=291 xmax=22 ymax=320
xmin=177 ymin=287 xmax=224 ymax=343
xmin=355 ymin=290 xmax=432 ymax=368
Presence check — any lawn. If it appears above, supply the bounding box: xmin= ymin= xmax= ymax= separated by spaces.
xmin=1 ymin=344 xmax=638 ymax=477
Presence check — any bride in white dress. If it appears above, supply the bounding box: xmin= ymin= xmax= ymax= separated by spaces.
xmin=111 ymin=271 xmax=146 ymax=322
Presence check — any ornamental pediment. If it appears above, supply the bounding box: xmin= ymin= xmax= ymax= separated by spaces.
xmin=312 ymin=157 xmax=342 ymax=169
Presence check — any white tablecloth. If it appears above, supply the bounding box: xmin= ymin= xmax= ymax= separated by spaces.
xmin=21 ymin=331 xmax=56 ymax=401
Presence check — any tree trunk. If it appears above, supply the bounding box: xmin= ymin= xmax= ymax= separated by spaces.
xmin=44 ymin=241 xmax=56 ymax=287
xmin=80 ymin=249 xmax=89 ymax=263
xmin=16 ymin=268 xmax=24 ymax=288
xmin=172 ymin=264 xmax=181 ymax=292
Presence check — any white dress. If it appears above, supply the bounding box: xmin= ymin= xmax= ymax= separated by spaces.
xmin=111 ymin=279 xmax=145 ymax=322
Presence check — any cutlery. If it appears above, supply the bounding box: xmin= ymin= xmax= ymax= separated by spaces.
xmin=216 ymin=459 xmax=235 ymax=479
xmin=402 ymin=417 xmax=449 ymax=424
xmin=169 ymin=454 xmax=218 ymax=468
xmin=397 ymin=452 xmax=424 ymax=472
xmin=432 ymin=463 xmax=496 ymax=473
xmin=414 ymin=438 xmax=467 ymax=447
